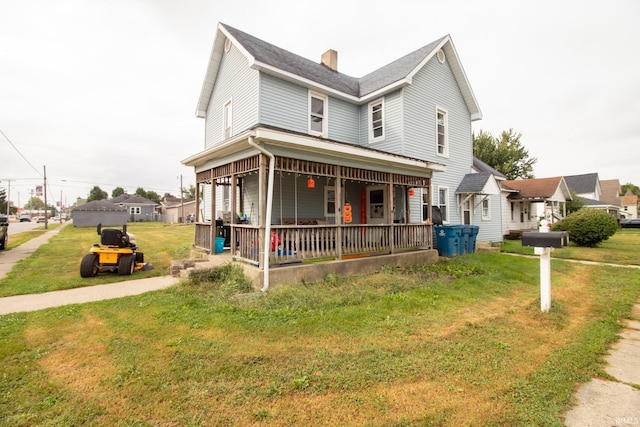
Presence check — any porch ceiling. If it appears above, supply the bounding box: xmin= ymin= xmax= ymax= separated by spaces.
xmin=182 ymin=127 xmax=446 ymax=176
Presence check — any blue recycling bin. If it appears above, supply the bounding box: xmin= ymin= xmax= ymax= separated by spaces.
xmin=460 ymin=225 xmax=471 ymax=255
xmin=434 ymin=225 xmax=460 ymax=257
xmin=214 ymin=237 xmax=225 ymax=254
xmin=467 ymin=225 xmax=479 ymax=254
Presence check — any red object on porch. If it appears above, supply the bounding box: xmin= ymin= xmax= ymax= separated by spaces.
xmin=271 ymin=231 xmax=281 ymax=251
xmin=408 ymin=188 xmax=415 ymax=196
xmin=307 ymin=177 xmax=315 ymax=188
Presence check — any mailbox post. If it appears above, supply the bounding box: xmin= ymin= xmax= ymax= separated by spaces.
xmin=521 ymin=220 xmax=569 ymax=312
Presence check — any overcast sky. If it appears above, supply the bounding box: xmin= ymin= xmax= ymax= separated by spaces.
xmin=1 ymin=0 xmax=639 ymax=209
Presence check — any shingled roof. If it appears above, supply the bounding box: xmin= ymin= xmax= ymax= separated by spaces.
xmin=196 ymin=23 xmax=481 ymax=120
xmin=564 ymin=173 xmax=599 ymax=195
xmin=502 ymin=177 xmax=571 ymax=201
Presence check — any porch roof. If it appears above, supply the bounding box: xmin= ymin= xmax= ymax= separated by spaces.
xmin=182 ymin=126 xmax=446 ymax=177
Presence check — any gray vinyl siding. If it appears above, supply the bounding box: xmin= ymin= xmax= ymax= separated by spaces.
xmin=327 ymin=97 xmax=359 ymax=143
xmin=402 ymin=55 xmax=473 ymax=226
xmin=259 ymin=74 xmax=308 ymax=132
xmin=204 ymin=43 xmax=259 ymax=149
xmin=473 ymin=194 xmax=503 ymax=244
xmin=362 ymin=90 xmax=404 ymax=155
xmin=260 ymin=74 xmax=360 ymax=143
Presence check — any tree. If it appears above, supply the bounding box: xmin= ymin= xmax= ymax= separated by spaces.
xmin=24 ymin=197 xmax=45 ymax=210
xmin=112 ymin=186 xmax=125 ymax=198
xmin=182 ymin=185 xmax=196 ymax=199
xmin=0 ymin=188 xmax=13 ymax=215
xmin=565 ymin=190 xmax=585 ymax=214
xmin=87 ymin=186 xmax=108 ymax=202
xmin=134 ymin=187 xmax=160 ymax=204
xmin=621 ymin=183 xmax=640 ymax=196
xmin=473 ymin=129 xmax=537 ymax=180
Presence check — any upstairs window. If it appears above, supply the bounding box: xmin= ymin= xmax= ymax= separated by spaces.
xmin=369 ymin=98 xmax=384 ymax=142
xmin=309 ymin=91 xmax=327 ymax=137
xmin=223 ymin=99 xmax=232 ymax=139
xmin=436 ymin=108 xmax=448 ymax=156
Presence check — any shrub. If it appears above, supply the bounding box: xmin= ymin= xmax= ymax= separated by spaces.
xmin=551 ymin=208 xmax=618 ymax=247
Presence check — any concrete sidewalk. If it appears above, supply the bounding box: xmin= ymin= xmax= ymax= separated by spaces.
xmin=0 ymin=275 xmax=180 ymax=315
xmin=563 ymin=303 xmax=640 ymax=426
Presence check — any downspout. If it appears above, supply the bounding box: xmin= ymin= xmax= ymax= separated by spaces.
xmin=248 ymin=135 xmax=275 ymax=292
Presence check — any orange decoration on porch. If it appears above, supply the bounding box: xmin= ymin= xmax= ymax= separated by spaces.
xmin=408 ymin=188 xmax=415 ymax=196
xmin=344 ymin=202 xmax=353 ymax=223
xmin=307 ymin=177 xmax=315 ymax=189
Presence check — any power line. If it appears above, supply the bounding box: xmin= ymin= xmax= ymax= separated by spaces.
xmin=0 ymin=128 xmax=42 ymax=176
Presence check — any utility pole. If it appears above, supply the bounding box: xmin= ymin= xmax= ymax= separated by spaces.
xmin=180 ymin=174 xmax=184 ymax=223
xmin=43 ymin=165 xmax=48 ymax=229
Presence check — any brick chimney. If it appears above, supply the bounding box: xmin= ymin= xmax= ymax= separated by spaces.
xmin=321 ymin=49 xmax=338 ymax=71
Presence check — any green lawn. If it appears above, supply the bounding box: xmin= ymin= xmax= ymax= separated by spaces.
xmin=1 ymin=231 xmax=639 ymax=425
xmin=0 ymin=223 xmax=195 ymax=297
xmin=501 ymin=228 xmax=640 ymax=266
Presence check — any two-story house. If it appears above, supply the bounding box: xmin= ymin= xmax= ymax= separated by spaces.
xmin=183 ymin=23 xmax=499 ymax=289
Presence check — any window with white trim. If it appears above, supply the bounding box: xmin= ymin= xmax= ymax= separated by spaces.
xmin=437 ymin=187 xmax=449 ymax=222
xmin=421 ymin=188 xmax=430 ymax=221
xmin=482 ymin=197 xmax=491 ymax=220
xmin=324 ymin=186 xmax=336 ymax=217
xmin=309 ymin=91 xmax=327 ymax=137
xmin=223 ymin=99 xmax=232 ymax=139
xmin=129 ymin=206 xmax=141 ymax=215
xmin=436 ymin=108 xmax=448 ymax=156
xmin=369 ymin=98 xmax=384 ymax=142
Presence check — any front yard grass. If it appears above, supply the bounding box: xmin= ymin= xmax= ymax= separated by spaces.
xmin=501 ymin=228 xmax=640 ymax=266
xmin=1 ymin=244 xmax=640 ymax=425
xmin=0 ymin=223 xmax=195 ymax=297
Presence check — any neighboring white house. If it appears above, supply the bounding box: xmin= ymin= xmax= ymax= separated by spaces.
xmin=500 ymin=177 xmax=572 ymax=238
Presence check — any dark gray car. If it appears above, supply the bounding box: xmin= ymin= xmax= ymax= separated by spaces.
xmin=620 ymin=218 xmax=640 ymax=229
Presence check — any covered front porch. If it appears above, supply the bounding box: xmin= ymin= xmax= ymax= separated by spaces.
xmin=183 ymin=128 xmax=444 ymax=286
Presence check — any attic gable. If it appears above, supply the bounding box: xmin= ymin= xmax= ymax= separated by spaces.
xmin=196 ymin=23 xmax=482 ymax=120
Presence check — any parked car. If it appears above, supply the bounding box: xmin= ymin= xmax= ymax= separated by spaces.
xmin=35 ymin=216 xmax=46 ymax=223
xmin=620 ymin=218 xmax=640 ymax=229
xmin=0 ymin=215 xmax=8 ymax=250
xmin=19 ymin=215 xmax=31 ymax=222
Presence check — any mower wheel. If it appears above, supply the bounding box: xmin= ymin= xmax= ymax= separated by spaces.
xmin=135 ymin=252 xmax=144 ymax=264
xmin=80 ymin=254 xmax=99 ymax=277
xmin=118 ymin=254 xmax=135 ymax=276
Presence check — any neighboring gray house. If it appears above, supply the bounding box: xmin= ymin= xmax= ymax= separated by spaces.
xmin=564 ymin=173 xmax=620 ymax=219
xmin=111 ymin=194 xmax=158 ymax=222
xmin=183 ymin=23 xmax=498 ymax=287
xmin=71 ymin=200 xmax=127 ymax=227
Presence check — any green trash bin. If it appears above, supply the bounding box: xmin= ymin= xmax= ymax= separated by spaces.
xmin=435 ymin=225 xmax=460 ymax=257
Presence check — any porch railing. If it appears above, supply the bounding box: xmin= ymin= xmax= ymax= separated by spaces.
xmin=196 ymin=223 xmax=432 ymax=266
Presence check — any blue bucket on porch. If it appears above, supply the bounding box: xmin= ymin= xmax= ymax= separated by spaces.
xmin=214 ymin=237 xmax=225 ymax=254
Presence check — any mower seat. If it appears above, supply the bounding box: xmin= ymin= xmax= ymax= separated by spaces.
xmin=100 ymin=228 xmax=131 ymax=248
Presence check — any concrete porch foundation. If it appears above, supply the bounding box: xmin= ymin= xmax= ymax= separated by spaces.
xmin=186 ymin=249 xmax=439 ymax=290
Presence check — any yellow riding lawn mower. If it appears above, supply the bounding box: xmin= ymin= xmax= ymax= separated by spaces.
xmin=80 ymin=224 xmax=149 ymax=278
